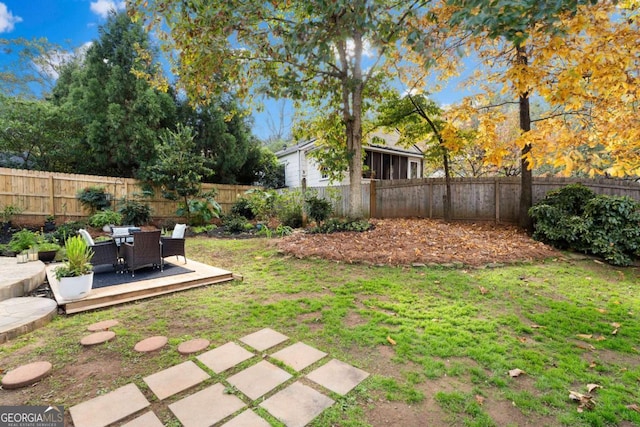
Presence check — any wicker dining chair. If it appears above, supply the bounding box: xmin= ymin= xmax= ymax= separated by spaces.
xmin=121 ymin=230 xmax=163 ymax=277
xmin=161 ymin=223 xmax=187 ymax=264
xmin=78 ymin=228 xmax=119 ymax=270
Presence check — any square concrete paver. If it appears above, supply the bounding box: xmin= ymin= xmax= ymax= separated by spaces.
xmin=221 ymin=409 xmax=271 ymax=427
xmin=239 ymin=328 xmax=288 ymax=351
xmin=197 ymin=342 xmax=255 ymax=374
xmin=271 ymin=342 xmax=327 ymax=372
xmin=306 ymin=359 xmax=370 ymax=395
xmin=227 ymin=360 xmax=292 ymax=400
xmin=70 ymin=383 xmax=150 ymax=427
xmin=260 ymin=381 xmax=334 ymax=427
xmin=121 ymin=411 xmax=164 ymax=427
xmin=169 ymin=383 xmax=246 ymax=427
xmin=143 ymin=360 xmax=210 ymax=400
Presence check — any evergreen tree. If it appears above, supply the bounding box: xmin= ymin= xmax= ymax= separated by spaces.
xmin=55 ymin=11 xmax=175 ymax=177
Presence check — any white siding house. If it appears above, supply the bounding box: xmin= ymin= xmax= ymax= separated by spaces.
xmin=275 ymin=131 xmax=424 ymax=188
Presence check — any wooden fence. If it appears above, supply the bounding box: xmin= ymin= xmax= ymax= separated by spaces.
xmin=0 ymin=167 xmax=256 ymax=226
xmin=308 ymin=176 xmax=640 ymax=223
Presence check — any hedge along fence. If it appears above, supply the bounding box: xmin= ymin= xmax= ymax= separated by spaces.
xmin=0 ymin=167 xmax=257 ymax=226
xmin=309 ymin=176 xmax=640 ymax=223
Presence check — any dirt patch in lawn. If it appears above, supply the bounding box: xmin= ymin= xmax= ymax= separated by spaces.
xmin=277 ymin=218 xmax=560 ymax=267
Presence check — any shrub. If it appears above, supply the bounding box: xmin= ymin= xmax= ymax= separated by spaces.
xmin=275 ymin=190 xmax=303 ymax=228
xmin=305 ymin=193 xmax=333 ymax=224
xmin=222 ymin=214 xmax=250 ymax=233
xmin=88 ymin=209 xmax=123 ymax=228
xmin=119 ymin=200 xmax=152 ymax=225
xmin=231 ymin=198 xmax=255 ymax=220
xmin=77 ymin=186 xmax=111 ymax=213
xmin=309 ymin=218 xmax=373 ymax=234
xmin=530 ymin=184 xmax=640 ymax=266
xmin=177 ymin=192 xmax=221 ymax=226
xmin=52 ymin=221 xmax=86 ymax=244
xmin=243 ymin=189 xmax=278 ymax=220
xmin=8 ymin=229 xmax=38 ymax=253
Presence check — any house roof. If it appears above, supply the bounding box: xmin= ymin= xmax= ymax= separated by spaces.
xmin=275 ymin=131 xmax=423 ymax=159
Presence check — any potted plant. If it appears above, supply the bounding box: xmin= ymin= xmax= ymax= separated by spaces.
xmin=36 ymin=241 xmax=61 ymax=263
xmin=43 ymin=215 xmax=56 ymax=232
xmin=55 ymin=235 xmax=94 ymax=301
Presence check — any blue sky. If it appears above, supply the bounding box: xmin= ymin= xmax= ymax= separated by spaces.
xmin=0 ymin=1 xmax=472 ymax=141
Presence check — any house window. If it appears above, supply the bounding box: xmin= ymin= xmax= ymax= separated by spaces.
xmin=410 ymin=161 xmax=419 ymax=179
xmin=319 ymin=166 xmax=329 ymax=180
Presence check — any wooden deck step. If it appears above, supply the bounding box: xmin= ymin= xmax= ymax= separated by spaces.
xmin=46 ymin=260 xmax=234 ymax=314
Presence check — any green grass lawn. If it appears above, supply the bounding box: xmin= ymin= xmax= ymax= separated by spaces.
xmin=1 ymin=237 xmax=639 ymax=426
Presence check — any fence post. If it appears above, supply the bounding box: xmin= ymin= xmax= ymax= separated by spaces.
xmin=495 ymin=178 xmax=500 ymax=223
xmin=370 ymin=175 xmax=377 ymax=218
xmin=49 ymin=175 xmax=55 ymax=217
xmin=301 ymin=177 xmax=308 ymax=227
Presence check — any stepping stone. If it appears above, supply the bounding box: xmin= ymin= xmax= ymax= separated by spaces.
xmin=1 ymin=361 xmax=52 ymax=389
xmin=260 ymin=382 xmax=334 ymax=427
xmin=271 ymin=342 xmax=327 ymax=372
xmin=87 ymin=319 xmax=119 ymax=332
xmin=221 ymin=409 xmax=271 ymax=427
xmin=134 ymin=335 xmax=168 ymax=352
xmin=121 ymin=411 xmax=164 ymax=427
xmin=169 ymin=383 xmax=245 ymax=427
xmin=197 ymin=342 xmax=254 ymax=374
xmin=306 ymin=359 xmax=369 ymax=395
xmin=227 ymin=360 xmax=292 ymax=400
xmin=80 ymin=330 xmax=115 ymax=346
xmin=178 ymin=338 xmax=210 ymax=355
xmin=239 ymin=328 xmax=288 ymax=351
xmin=143 ymin=361 xmax=209 ymax=400
xmin=70 ymin=383 xmax=149 ymax=427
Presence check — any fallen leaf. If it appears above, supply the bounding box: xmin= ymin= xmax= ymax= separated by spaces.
xmin=575 ymin=342 xmax=596 ymax=351
xmin=595 ymin=335 xmax=606 ymax=342
xmin=475 ymin=395 xmax=485 ymax=405
xmin=589 ymin=361 xmax=597 ymax=368
xmin=577 ymin=334 xmax=593 ymax=339
xmin=479 ymin=286 xmax=488 ymax=295
xmin=386 ymin=335 xmax=397 ymax=346
xmin=587 ymin=384 xmax=602 ymax=393
xmin=531 ymin=324 xmax=544 ymax=329
xmin=509 ymin=368 xmax=525 ymax=377
xmin=611 ymin=322 xmax=621 ymax=328
xmin=627 ymin=404 xmax=640 ymax=413
xmin=517 ymin=336 xmax=527 ymax=343
xmin=612 ymin=328 xmax=618 ymax=335
xmin=569 ymin=390 xmax=596 ymax=412
xmin=597 ymin=308 xmax=607 ymax=314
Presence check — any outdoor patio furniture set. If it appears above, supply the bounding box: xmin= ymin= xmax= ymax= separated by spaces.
xmin=78 ymin=224 xmax=187 ymax=277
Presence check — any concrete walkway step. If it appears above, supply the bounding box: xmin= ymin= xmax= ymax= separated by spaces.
xmin=0 ymin=257 xmax=46 ymax=301
xmin=0 ymin=297 xmax=57 ymax=344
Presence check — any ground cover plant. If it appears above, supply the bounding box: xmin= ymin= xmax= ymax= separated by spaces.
xmin=1 ymin=226 xmax=639 ymax=426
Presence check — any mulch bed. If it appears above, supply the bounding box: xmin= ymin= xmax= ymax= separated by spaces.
xmin=276 ymin=218 xmax=560 ymax=267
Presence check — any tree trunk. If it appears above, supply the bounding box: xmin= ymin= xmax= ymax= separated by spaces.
xmin=341 ymin=33 xmax=365 ymax=219
xmin=517 ymin=45 xmax=533 ymax=231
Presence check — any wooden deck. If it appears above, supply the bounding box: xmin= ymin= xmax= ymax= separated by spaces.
xmin=46 ymin=259 xmax=235 ymax=314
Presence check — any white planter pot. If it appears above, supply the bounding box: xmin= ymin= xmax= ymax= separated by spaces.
xmin=58 ymin=272 xmax=94 ymax=301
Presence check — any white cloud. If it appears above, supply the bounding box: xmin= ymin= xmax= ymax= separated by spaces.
xmin=0 ymin=3 xmax=22 ymax=33
xmin=90 ymin=0 xmax=125 ymax=19
xmin=34 ymin=42 xmax=93 ymax=80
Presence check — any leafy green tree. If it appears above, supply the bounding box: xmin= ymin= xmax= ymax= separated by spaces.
xmin=0 ymin=94 xmax=80 ymax=171
xmin=131 ymin=0 xmax=432 ymax=218
xmin=55 ymin=11 xmax=175 ymax=178
xmin=139 ymin=124 xmax=214 ymax=224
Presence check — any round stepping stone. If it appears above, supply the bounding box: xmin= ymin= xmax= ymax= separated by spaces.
xmin=81 ymin=331 xmax=116 ymax=346
xmin=1 ymin=361 xmax=52 ymax=389
xmin=177 ymin=338 xmax=210 ymax=355
xmin=87 ymin=319 xmax=119 ymax=332
xmin=134 ymin=336 xmax=168 ymax=353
